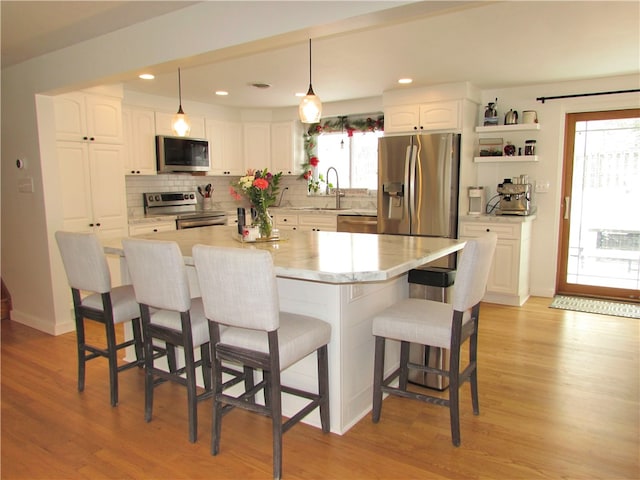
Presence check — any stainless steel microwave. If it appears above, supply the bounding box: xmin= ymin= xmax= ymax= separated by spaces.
xmin=156 ymin=135 xmax=210 ymax=173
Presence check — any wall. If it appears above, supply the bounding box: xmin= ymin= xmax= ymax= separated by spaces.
xmin=476 ymin=74 xmax=639 ymax=298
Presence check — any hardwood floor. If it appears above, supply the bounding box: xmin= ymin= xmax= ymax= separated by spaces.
xmin=2 ymin=297 xmax=638 ymax=479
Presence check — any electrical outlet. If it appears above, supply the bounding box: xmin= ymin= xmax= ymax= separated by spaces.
xmin=535 ymin=180 xmax=550 ymax=193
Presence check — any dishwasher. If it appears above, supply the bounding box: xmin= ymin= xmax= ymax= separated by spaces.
xmin=337 ymin=215 xmax=378 ymax=233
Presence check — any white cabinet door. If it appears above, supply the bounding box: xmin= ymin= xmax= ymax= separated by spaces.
xmin=54 ymin=92 xmax=123 ymax=143
xmin=123 ymin=107 xmax=157 ymax=175
xmin=243 ymin=122 xmax=271 ymax=171
xmin=298 ymin=214 xmax=337 ymax=232
xmin=418 ymin=100 xmax=460 ymax=131
xmin=384 ymin=100 xmax=461 ymax=133
xmin=57 ymin=141 xmax=127 ymax=240
xmin=207 ymin=120 xmax=243 ymax=175
xmin=384 ymin=105 xmax=420 ymax=133
xmin=459 ymin=220 xmax=531 ymax=305
xmin=155 ymin=111 xmax=206 ymax=138
xmin=271 ymin=121 xmax=300 ymax=175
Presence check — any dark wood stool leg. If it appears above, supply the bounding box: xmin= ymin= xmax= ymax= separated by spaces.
xmin=372 ymin=335 xmax=385 ymax=423
xmin=317 ymin=345 xmax=330 ymax=433
xmin=399 ymin=340 xmax=410 ymax=391
xmin=72 ymin=290 xmax=86 ymax=393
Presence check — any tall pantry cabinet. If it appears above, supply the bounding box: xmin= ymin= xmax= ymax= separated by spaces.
xmin=54 ymin=91 xmax=128 ymax=241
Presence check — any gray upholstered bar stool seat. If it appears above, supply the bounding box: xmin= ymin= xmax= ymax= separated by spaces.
xmin=55 ymin=231 xmax=144 ymax=407
xmin=371 ymin=233 xmax=497 ymax=447
xmin=122 ymin=237 xmax=212 ymax=444
xmin=193 ymin=245 xmax=331 ymax=480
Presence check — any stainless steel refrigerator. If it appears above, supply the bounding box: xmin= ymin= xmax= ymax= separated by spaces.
xmin=378 ymin=132 xmax=460 ymax=243
xmin=377 ymin=132 xmax=461 ymax=390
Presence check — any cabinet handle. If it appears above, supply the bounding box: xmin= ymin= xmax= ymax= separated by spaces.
xmin=90 ymin=137 xmax=95 ymax=141
xmin=153 ymin=229 xmax=158 ymax=232
xmin=96 ymin=223 xmax=101 ymax=227
xmin=413 ymin=126 xmax=418 ymax=130
xmin=83 ymin=136 xmax=88 ymax=140
xmin=486 ymin=228 xmax=490 ymax=232
xmin=89 ymin=223 xmax=94 ymax=227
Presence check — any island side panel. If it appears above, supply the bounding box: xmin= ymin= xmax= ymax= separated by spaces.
xmin=277 ymin=275 xmax=406 ymax=435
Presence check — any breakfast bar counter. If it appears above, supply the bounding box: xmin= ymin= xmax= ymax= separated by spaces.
xmin=105 ymin=226 xmax=465 ymax=434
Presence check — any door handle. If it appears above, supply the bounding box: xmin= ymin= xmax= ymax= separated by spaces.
xmin=564 ymin=196 xmax=570 ymax=220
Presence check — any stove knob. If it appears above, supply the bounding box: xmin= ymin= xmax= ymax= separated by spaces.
xmin=183 ymin=193 xmax=189 ymax=200
xmin=155 ymin=195 xmax=160 ymax=201
xmin=148 ymin=195 xmax=154 ymax=203
xmin=189 ymin=193 xmax=195 ymax=199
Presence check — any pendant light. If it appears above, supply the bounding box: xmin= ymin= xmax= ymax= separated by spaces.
xmin=299 ymin=39 xmax=322 ymax=124
xmin=172 ymin=68 xmax=191 ymax=137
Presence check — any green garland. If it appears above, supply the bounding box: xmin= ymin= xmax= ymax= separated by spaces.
xmin=299 ymin=114 xmax=384 ymax=187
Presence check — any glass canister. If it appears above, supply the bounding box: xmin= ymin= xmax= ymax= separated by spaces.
xmin=524 ymin=139 xmax=536 ymax=155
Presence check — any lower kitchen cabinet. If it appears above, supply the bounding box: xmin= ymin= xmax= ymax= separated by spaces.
xmin=459 ymin=217 xmax=533 ymax=306
xmin=128 ymin=221 xmax=176 ymax=236
xmin=273 ymin=213 xmax=337 ymax=232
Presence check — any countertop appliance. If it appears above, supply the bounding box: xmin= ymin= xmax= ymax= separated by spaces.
xmin=378 ymin=132 xmax=461 ymax=391
xmin=143 ymin=191 xmax=226 ymax=229
xmin=496 ymin=181 xmax=532 ymax=215
xmin=156 ymin=136 xmax=209 ymax=173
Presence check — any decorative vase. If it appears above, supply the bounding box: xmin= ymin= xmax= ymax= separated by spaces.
xmin=257 ymin=208 xmax=273 ymax=239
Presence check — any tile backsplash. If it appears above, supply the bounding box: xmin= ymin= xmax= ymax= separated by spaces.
xmin=125 ymin=174 xmax=377 ymax=217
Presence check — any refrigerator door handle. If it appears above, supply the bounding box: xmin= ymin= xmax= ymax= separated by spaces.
xmin=407 ymin=144 xmax=417 ymax=229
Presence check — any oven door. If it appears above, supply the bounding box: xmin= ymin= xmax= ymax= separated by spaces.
xmin=176 ymin=216 xmax=227 ymax=229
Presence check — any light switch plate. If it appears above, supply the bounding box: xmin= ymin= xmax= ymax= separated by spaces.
xmin=535 ymin=180 xmax=550 ymax=193
xmin=18 ymin=177 xmax=34 ymax=193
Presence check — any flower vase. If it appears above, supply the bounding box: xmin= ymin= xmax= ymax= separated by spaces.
xmin=257 ymin=209 xmax=274 ymax=240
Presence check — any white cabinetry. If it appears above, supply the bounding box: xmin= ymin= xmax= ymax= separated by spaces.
xmin=206 ymin=120 xmax=243 ymax=175
xmin=271 ymin=121 xmax=302 ymax=175
xmin=128 ymin=221 xmax=176 ymax=236
xmin=273 ymin=213 xmax=337 ymax=232
xmin=54 ymin=92 xmax=123 ymax=144
xmin=459 ymin=218 xmax=533 ymax=306
xmin=384 ymin=100 xmax=461 ymax=133
xmin=243 ymin=122 xmax=271 ymax=171
xmin=57 ymin=141 xmax=128 ymax=240
xmin=122 ymin=107 xmax=157 ymax=175
xmin=155 ymin=111 xmax=206 ymax=139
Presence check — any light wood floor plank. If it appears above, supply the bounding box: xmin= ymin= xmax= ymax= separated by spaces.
xmin=2 ymin=296 xmax=638 ymax=479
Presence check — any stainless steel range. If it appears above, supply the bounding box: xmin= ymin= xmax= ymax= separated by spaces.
xmin=143 ymin=191 xmax=227 ymax=229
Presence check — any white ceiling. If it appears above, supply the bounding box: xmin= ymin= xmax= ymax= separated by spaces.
xmin=2 ymin=1 xmax=639 ymax=109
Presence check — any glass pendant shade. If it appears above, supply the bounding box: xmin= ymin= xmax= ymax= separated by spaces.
xmin=172 ymin=107 xmax=191 ymax=137
xmin=299 ymin=85 xmax=322 ymax=124
xmin=171 ymin=68 xmax=191 ymax=137
xmin=299 ymin=39 xmax=322 ymax=124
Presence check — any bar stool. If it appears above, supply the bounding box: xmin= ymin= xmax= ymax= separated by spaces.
xmin=192 ymin=245 xmax=331 ymax=480
xmin=372 ymin=233 xmax=497 ymax=446
xmin=122 ymin=237 xmax=212 ymax=443
xmin=55 ymin=231 xmax=144 ymax=407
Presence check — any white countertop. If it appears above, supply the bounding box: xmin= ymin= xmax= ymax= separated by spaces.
xmin=105 ymin=226 xmax=464 ymax=284
xmin=460 ymin=213 xmax=537 ymax=223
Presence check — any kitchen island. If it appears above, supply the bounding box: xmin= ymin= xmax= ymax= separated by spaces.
xmin=105 ymin=226 xmax=465 ymax=434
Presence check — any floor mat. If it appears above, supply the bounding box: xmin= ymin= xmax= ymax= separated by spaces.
xmin=549 ymin=295 xmax=640 ymax=319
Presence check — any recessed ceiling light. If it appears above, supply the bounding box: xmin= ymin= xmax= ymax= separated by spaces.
xmin=250 ymin=82 xmax=272 ymax=89
xmin=139 ymin=73 xmax=155 ymax=80
xmin=215 ymin=91 xmax=229 ymax=96
xmin=398 ymin=78 xmax=413 ymax=84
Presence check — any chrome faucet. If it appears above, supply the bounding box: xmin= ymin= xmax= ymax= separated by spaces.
xmin=275 ymin=186 xmax=289 ymax=207
xmin=326 ymin=167 xmax=344 ymax=209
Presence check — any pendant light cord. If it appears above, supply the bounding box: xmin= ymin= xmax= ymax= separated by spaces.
xmin=308 ymin=39 xmax=312 ymax=86
xmin=178 ymin=68 xmax=183 ymax=107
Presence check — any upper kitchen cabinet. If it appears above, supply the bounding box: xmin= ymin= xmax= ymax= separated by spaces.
xmin=54 ymin=92 xmax=123 ymax=144
xmin=271 ymin=121 xmax=303 ymax=175
xmin=206 ymin=119 xmax=243 ymax=176
xmin=384 ymin=100 xmax=461 ymax=133
xmin=122 ymin=107 xmax=157 ymax=175
xmin=155 ymin=111 xmax=206 ymax=139
xmin=243 ymin=122 xmax=271 ymax=171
